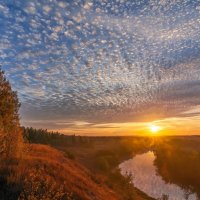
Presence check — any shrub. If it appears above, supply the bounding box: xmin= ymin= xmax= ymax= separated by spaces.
xmin=95 ymin=156 xmax=110 ymax=172
xmin=64 ymin=151 xmax=75 ymax=160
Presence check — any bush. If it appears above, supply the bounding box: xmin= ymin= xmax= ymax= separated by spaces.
xmin=95 ymin=156 xmax=110 ymax=172
xmin=64 ymin=151 xmax=75 ymax=160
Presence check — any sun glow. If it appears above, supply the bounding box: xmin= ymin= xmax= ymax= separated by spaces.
xmin=149 ymin=125 xmax=161 ymax=134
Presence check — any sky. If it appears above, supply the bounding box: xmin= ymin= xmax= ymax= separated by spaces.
xmin=0 ymin=0 xmax=200 ymax=136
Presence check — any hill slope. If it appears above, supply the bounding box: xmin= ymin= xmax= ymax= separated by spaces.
xmin=22 ymin=129 xmax=155 ymax=200
xmin=18 ymin=144 xmax=119 ymax=200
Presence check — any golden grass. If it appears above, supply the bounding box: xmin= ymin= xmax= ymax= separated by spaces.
xmin=18 ymin=144 xmax=119 ymax=200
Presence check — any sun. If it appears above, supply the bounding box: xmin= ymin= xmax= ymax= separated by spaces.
xmin=149 ymin=125 xmax=161 ymax=134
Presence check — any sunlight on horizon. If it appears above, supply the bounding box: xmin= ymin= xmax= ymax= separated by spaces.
xmin=149 ymin=125 xmax=162 ymax=135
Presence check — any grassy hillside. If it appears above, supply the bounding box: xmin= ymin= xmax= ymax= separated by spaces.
xmin=0 ymin=138 xmax=155 ymax=200
xmin=4 ymin=127 xmax=200 ymax=200
xmin=19 ymin=144 xmax=119 ymax=200
xmin=23 ymin=128 xmax=155 ymax=200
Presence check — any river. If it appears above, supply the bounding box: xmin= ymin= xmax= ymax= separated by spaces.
xmin=119 ymin=151 xmax=198 ymax=200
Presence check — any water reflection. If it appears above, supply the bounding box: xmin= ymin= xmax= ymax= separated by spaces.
xmin=119 ymin=151 xmax=197 ymax=200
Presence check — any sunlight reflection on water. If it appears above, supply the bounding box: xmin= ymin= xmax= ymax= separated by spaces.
xmin=119 ymin=151 xmax=198 ymax=200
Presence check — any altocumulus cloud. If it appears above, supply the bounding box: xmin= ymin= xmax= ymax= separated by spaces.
xmin=0 ymin=0 xmax=200 ymax=130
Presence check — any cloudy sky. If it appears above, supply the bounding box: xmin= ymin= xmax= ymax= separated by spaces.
xmin=1 ymin=0 xmax=200 ymax=135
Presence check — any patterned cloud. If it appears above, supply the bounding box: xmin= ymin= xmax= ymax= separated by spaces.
xmin=0 ymin=0 xmax=200 ymax=129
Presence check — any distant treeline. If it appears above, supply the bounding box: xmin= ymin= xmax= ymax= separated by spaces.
xmin=22 ymin=127 xmax=92 ymax=146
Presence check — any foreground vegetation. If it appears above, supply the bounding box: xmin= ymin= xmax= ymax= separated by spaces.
xmin=23 ymin=127 xmax=155 ymax=200
xmin=0 ymin=68 xmax=23 ymax=199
